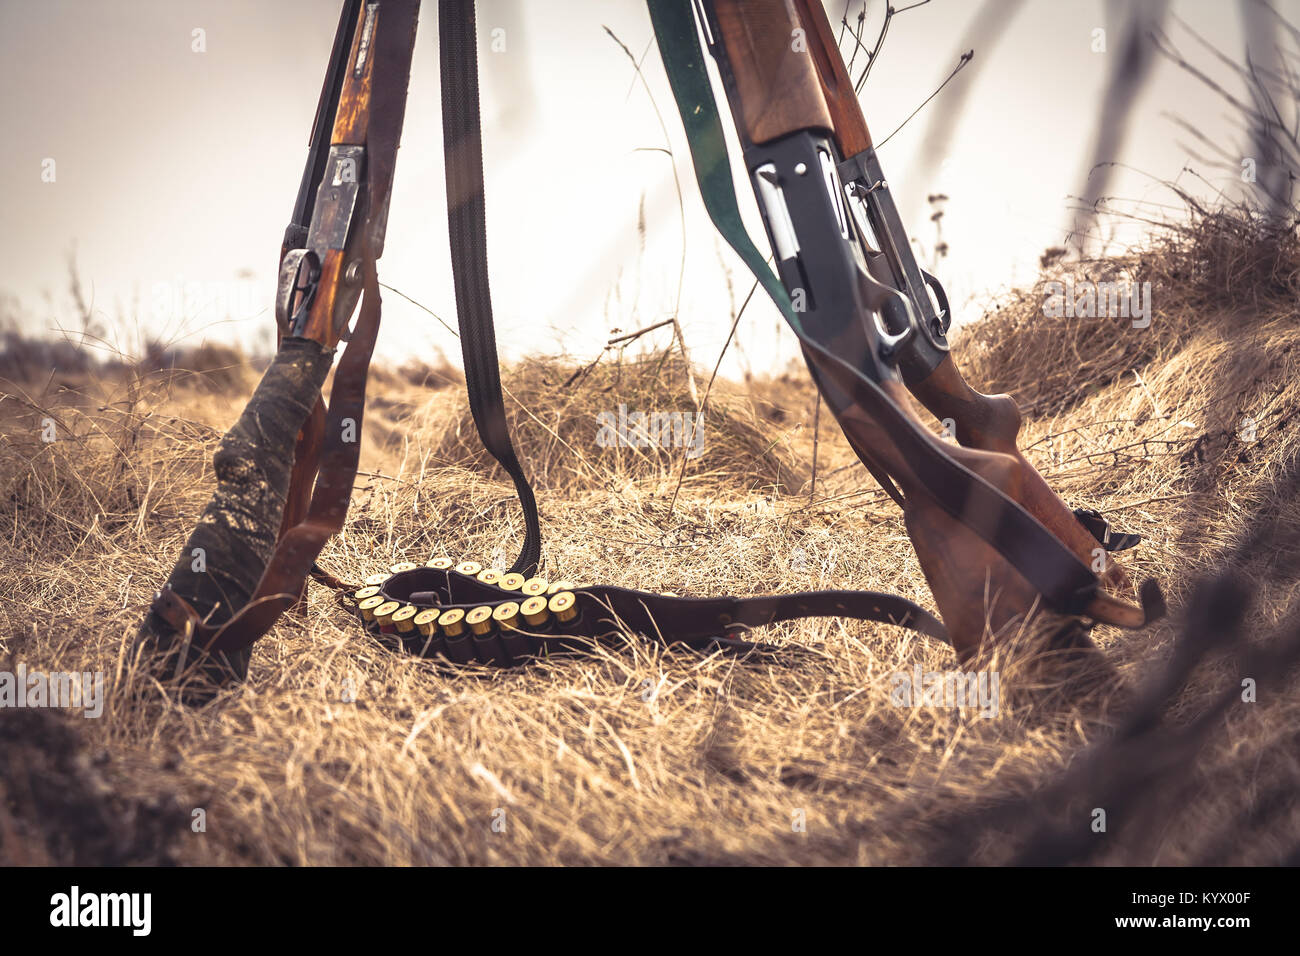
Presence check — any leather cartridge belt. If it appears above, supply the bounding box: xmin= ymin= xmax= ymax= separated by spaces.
xmin=351 ymin=556 xmax=948 ymax=668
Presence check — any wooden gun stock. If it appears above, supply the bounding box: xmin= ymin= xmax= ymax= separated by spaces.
xmin=710 ymin=0 xmax=872 ymax=154
xmin=790 ymin=0 xmax=872 ymax=157
xmin=908 ymin=357 xmax=1132 ymax=593
xmin=710 ymin=0 xmax=834 ymax=145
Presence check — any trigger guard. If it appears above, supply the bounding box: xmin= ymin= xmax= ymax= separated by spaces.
xmin=920 ymin=269 xmax=951 ymax=334
xmin=275 ymin=248 xmax=321 ymax=334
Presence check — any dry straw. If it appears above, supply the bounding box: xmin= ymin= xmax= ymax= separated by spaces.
xmin=2 ymin=209 xmax=1299 ymax=865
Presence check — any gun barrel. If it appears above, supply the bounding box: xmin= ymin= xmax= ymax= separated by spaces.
xmin=288 ymin=0 xmax=366 ymax=245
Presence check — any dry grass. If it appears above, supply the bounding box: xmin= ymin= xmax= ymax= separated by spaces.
xmin=3 ymin=211 xmax=1300 ymax=866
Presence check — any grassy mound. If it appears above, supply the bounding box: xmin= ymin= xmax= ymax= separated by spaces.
xmin=423 ymin=351 xmax=809 ymax=495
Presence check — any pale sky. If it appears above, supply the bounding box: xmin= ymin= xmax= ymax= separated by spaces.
xmin=0 ymin=0 xmax=1286 ymax=376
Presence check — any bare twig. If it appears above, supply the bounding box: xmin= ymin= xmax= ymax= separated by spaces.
xmin=607 ymin=25 xmax=701 ymax=412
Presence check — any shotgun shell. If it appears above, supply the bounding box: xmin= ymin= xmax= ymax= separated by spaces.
xmin=365 ymin=573 xmax=390 ymax=587
xmin=352 ymin=585 xmax=381 ymax=601
xmin=358 ymin=596 xmax=387 ymax=621
xmin=548 ymin=591 xmax=578 ymax=623
xmin=414 ymin=608 xmax=441 ymax=637
xmin=494 ymin=602 xmax=530 ymax=665
xmin=476 ymin=568 xmax=503 ymax=586
xmin=373 ymin=601 xmax=401 ymax=628
xmin=546 ymin=580 xmax=576 ymax=596
xmin=438 ymin=608 xmax=467 ymax=637
xmin=497 ymin=573 xmax=526 ymax=592
xmin=389 ymin=561 xmax=419 ymax=574
xmin=391 ymin=605 xmax=419 ymax=634
xmin=475 ymin=635 xmax=508 ymax=666
xmin=521 ymin=577 xmax=549 ymax=597
xmin=466 ymin=606 xmax=495 ymax=636
xmin=413 ymin=609 xmax=446 ymax=658
xmin=443 ymin=636 xmax=476 ymax=664
xmin=426 ymin=556 xmax=454 ymax=570
xmin=520 ymin=595 xmax=550 ymax=627
xmin=467 ymin=606 xmax=506 ymax=666
xmin=438 ymin=609 xmax=475 ymax=664
xmin=492 ymin=601 xmax=521 ymax=629
xmin=455 ymin=560 xmax=483 ymax=577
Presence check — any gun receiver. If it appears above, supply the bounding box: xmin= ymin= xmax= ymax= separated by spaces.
xmin=277 ymin=1 xmax=382 ymax=347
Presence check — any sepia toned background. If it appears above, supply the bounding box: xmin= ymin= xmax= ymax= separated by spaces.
xmin=0 ymin=0 xmax=1275 ymax=374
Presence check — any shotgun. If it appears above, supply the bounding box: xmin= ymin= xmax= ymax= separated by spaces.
xmin=647 ymin=0 xmax=1163 ymax=656
xmin=136 ymin=0 xmax=421 ymax=691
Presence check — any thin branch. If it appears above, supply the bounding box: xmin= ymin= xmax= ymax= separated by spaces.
xmin=852 ymin=0 xmax=933 ymax=92
xmin=666 ymin=259 xmax=771 ymax=515
xmin=875 ymin=51 xmax=974 ymax=148
xmin=605 ymin=318 xmax=676 ymax=346
xmin=810 ymin=391 xmax=821 ymax=503
xmin=606 ymin=25 xmax=701 ymax=412
xmin=378 ymin=282 xmax=459 ymax=339
xmin=844 ymin=3 xmax=868 ymax=74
